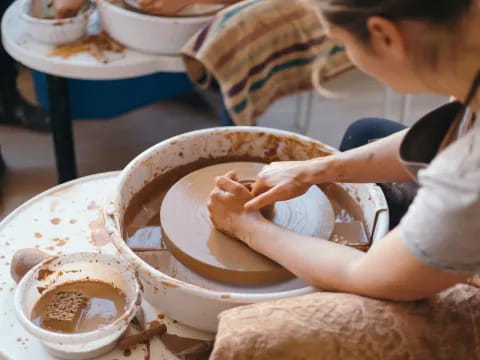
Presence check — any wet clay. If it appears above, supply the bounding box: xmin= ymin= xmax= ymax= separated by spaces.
xmin=124 ymin=157 xmax=369 ymax=284
xmin=31 ymin=280 xmax=127 ymax=333
xmin=125 ymin=157 xmax=270 ymax=244
xmin=50 ymin=32 xmax=124 ymax=63
xmin=160 ymin=162 xmax=334 ymax=286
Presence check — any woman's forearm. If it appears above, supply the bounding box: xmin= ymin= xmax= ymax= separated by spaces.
xmin=306 ymin=129 xmax=412 ymax=184
xmin=241 ymin=218 xmax=468 ymax=301
xmin=244 ymin=218 xmax=364 ymax=292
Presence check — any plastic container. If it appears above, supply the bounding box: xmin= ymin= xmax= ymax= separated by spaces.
xmin=14 ymin=251 xmax=141 ymax=360
xmin=33 ymin=71 xmax=194 ymax=119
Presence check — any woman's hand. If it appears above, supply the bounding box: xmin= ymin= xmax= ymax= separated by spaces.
xmin=53 ymin=0 xmax=87 ymax=19
xmin=137 ymin=0 xmax=166 ymax=15
xmin=208 ymin=171 xmax=262 ymax=244
xmin=245 ymin=160 xmax=320 ymax=212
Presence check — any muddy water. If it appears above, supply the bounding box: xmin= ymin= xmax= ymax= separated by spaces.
xmin=319 ymin=183 xmax=369 ymax=251
xmin=31 ymin=280 xmax=127 ymax=334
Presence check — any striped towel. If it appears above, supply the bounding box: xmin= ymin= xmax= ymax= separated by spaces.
xmin=181 ymin=0 xmax=353 ymax=126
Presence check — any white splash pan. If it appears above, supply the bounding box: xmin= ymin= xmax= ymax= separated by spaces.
xmin=106 ymin=127 xmax=389 ymax=332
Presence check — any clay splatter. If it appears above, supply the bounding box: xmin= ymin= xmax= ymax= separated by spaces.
xmin=89 ymin=215 xmax=111 ymax=247
xmin=52 ymin=237 xmax=69 ymax=247
xmin=51 ymin=218 xmax=61 ymax=225
xmin=88 ymin=201 xmax=99 ymax=210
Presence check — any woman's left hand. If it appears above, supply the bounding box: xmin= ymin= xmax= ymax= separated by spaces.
xmin=208 ymin=171 xmax=261 ymax=244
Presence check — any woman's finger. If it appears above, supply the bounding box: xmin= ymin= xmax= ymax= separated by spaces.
xmin=251 ymin=181 xmax=271 ymax=197
xmin=224 ymin=171 xmax=239 ymax=182
xmin=216 ymin=176 xmax=248 ymax=196
xmin=244 ymin=186 xmax=285 ymax=211
xmin=209 ymin=188 xmax=224 ymax=199
xmin=251 ymin=173 xmax=271 ymax=197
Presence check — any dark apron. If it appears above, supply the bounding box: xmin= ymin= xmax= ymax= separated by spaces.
xmin=384 ymin=70 xmax=480 ymax=229
xmin=383 ymin=101 xmax=477 ymax=228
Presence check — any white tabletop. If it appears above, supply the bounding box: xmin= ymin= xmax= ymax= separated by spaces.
xmin=1 ymin=1 xmax=186 ymax=80
xmin=0 ymin=172 xmax=212 ymax=360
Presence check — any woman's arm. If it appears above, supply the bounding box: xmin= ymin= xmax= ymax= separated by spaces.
xmin=247 ymin=129 xmax=412 ymax=211
xmin=313 ymin=129 xmax=411 ymax=183
xmin=242 ymin=220 xmax=468 ymax=301
xmin=210 ymin=174 xmax=469 ymax=301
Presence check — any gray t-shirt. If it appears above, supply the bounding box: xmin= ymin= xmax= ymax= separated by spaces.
xmin=400 ymin=119 xmax=480 ymax=273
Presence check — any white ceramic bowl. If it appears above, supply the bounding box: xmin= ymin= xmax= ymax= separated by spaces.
xmin=106 ymin=127 xmax=390 ymax=332
xmin=20 ymin=0 xmax=94 ymax=45
xmin=14 ymin=251 xmax=141 ymax=360
xmin=97 ymin=0 xmax=213 ymax=55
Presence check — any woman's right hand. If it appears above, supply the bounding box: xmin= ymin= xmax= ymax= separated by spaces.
xmin=245 ymin=159 xmax=330 ymax=211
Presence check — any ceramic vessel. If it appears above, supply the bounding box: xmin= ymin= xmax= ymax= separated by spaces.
xmin=20 ymin=0 xmax=94 ymax=45
xmin=97 ymin=0 xmax=213 ymax=55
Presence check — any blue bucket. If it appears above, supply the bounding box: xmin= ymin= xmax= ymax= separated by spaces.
xmin=33 ymin=71 xmax=194 ymax=119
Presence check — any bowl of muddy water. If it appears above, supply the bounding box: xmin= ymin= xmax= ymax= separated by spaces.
xmin=106 ymin=127 xmax=390 ymax=332
xmin=14 ymin=251 xmax=141 ymax=360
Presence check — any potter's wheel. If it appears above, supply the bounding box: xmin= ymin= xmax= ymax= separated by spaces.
xmin=160 ymin=162 xmax=335 ymax=286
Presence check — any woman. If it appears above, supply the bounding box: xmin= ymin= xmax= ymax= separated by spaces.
xmin=208 ymin=0 xmax=480 ymax=301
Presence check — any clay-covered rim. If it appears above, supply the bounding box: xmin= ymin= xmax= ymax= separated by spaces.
xmin=99 ymin=0 xmax=214 ymax=22
xmin=110 ymin=126 xmax=340 ymax=303
xmin=14 ymin=251 xmax=141 ymax=344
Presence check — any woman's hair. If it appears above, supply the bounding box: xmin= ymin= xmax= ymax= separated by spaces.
xmin=312 ymin=0 xmax=473 ymax=97
xmin=317 ymin=0 xmax=472 ymax=42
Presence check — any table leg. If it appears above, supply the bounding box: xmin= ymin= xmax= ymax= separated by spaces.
xmin=46 ymin=75 xmax=77 ymax=183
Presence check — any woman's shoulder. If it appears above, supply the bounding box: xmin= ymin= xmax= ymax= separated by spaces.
xmin=424 ymin=123 xmax=480 ymax=182
xmin=400 ymin=123 xmax=480 ymax=273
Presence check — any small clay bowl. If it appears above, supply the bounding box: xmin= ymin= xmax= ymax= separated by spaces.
xmin=14 ymin=251 xmax=141 ymax=360
xmin=20 ymin=0 xmax=95 ymax=45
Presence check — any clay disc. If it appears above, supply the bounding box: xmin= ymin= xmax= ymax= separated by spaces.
xmin=160 ymin=162 xmax=334 ymax=286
